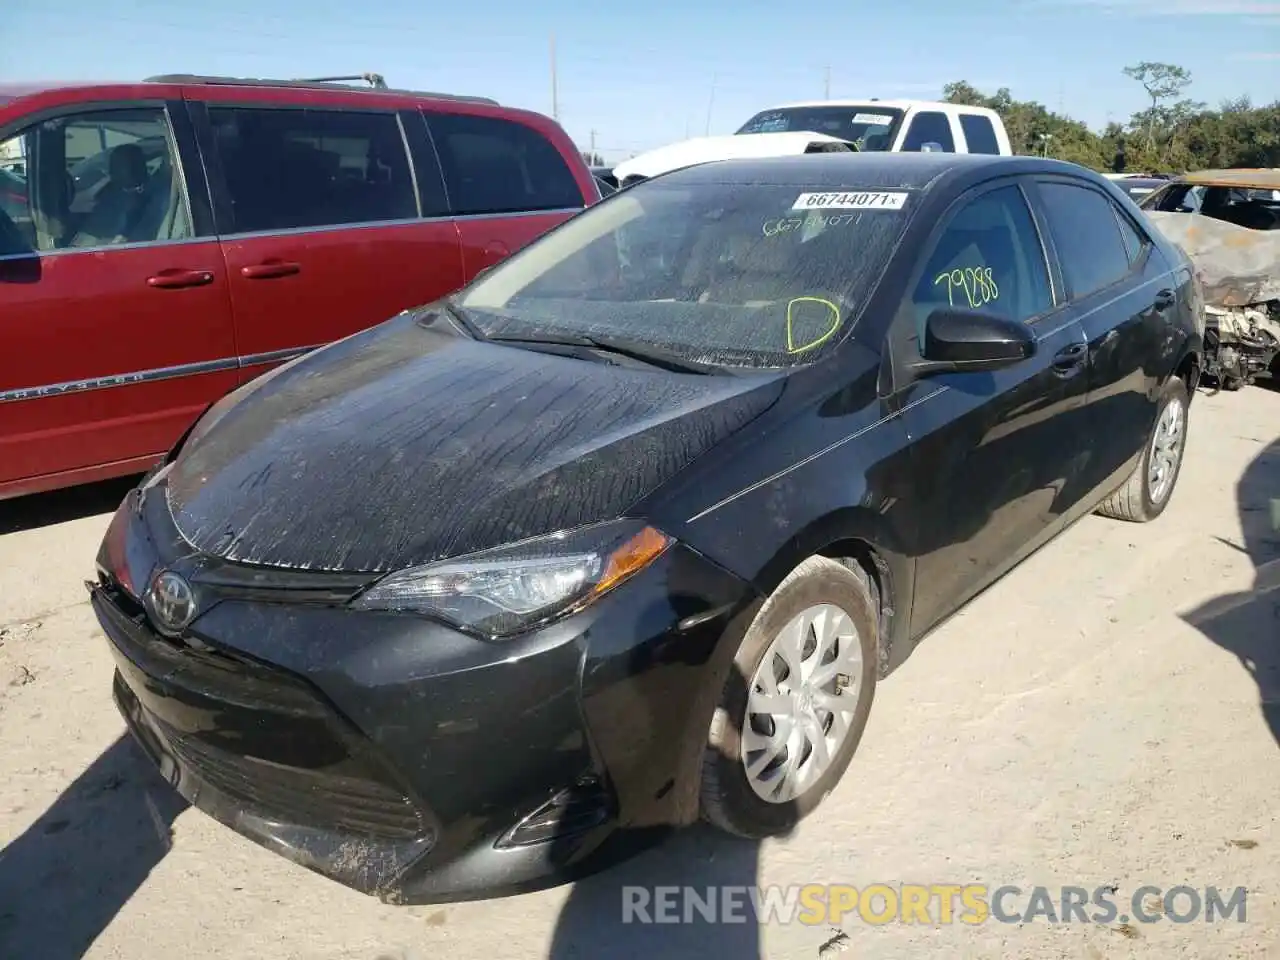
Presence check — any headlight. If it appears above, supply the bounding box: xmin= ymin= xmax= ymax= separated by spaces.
xmin=350 ymin=520 xmax=674 ymax=637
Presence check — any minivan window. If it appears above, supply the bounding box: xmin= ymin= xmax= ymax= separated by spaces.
xmin=427 ymin=112 xmax=584 ymax=216
xmin=0 ymin=107 xmax=191 ymax=255
xmin=1038 ymin=182 xmax=1132 ymax=298
xmin=901 ymin=112 xmax=955 ymax=152
xmin=208 ymin=107 xmax=418 ymax=234
xmin=958 ymin=114 xmax=1000 ymax=155
xmin=458 ymin=181 xmax=914 ymax=369
xmin=736 ymin=106 xmax=904 ymax=151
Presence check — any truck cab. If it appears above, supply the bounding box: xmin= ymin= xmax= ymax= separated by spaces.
xmin=735 ymin=99 xmax=1012 ymax=156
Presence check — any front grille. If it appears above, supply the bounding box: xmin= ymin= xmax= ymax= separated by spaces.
xmin=97 ymin=582 xmax=429 ymax=844
xmin=159 ymin=718 xmax=426 ymax=840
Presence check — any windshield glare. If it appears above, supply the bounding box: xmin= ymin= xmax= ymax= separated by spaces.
xmin=458 ymin=180 xmax=913 ymax=369
xmin=736 ymin=106 xmax=904 ymax=151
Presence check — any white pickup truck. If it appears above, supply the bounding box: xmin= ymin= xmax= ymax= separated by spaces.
xmin=612 ymin=99 xmax=1012 ymax=184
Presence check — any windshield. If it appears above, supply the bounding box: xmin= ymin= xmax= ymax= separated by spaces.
xmin=736 ymin=106 xmax=905 ymax=151
xmin=457 ymin=179 xmax=915 ymax=369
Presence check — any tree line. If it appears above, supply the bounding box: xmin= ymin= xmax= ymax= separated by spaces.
xmin=942 ymin=62 xmax=1280 ymax=173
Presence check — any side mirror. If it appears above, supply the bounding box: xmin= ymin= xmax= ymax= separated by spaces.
xmin=919 ymin=141 xmax=946 ymax=153
xmin=909 ymin=308 xmax=1036 ymax=377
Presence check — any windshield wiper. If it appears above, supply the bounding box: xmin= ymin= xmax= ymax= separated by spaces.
xmin=487 ymin=331 xmax=718 ymax=375
xmin=441 ymin=299 xmax=486 ymax=340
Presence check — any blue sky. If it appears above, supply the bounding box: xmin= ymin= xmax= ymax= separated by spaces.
xmin=7 ymin=0 xmax=1278 ymax=162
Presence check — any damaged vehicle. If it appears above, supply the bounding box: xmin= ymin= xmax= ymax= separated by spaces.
xmin=91 ymin=153 xmax=1201 ymax=904
xmin=1140 ymin=169 xmax=1280 ymax=390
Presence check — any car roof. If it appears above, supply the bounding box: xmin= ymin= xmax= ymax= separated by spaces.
xmin=655 ymin=152 xmax=1068 ymax=190
xmin=1177 ymin=168 xmax=1280 ymax=190
xmin=752 ymin=98 xmax=994 ymax=114
xmin=0 ymin=76 xmax=497 ymax=107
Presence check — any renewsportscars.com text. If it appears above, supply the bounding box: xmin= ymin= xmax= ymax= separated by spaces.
xmin=621 ymin=884 xmax=1248 ymax=926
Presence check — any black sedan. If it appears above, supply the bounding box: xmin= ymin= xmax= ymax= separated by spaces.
xmin=91 ymin=152 xmax=1203 ymax=904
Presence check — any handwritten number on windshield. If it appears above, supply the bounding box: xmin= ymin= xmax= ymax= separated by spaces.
xmin=934 ymin=267 xmax=999 ymax=309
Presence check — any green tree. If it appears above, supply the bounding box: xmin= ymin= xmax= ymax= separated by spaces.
xmin=1123 ymin=62 xmax=1193 ymax=148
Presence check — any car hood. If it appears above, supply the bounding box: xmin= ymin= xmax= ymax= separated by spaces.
xmin=611 ymin=132 xmax=855 ymax=182
xmin=164 ymin=312 xmax=785 ymax=574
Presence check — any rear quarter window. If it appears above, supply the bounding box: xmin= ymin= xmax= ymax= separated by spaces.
xmin=958 ymin=114 xmax=1000 ymax=155
xmin=427 ymin=112 xmax=584 ymax=216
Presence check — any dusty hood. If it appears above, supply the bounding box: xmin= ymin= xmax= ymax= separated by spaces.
xmin=1146 ymin=210 xmax=1280 ymax=306
xmin=612 ymin=131 xmax=854 ymax=182
xmin=163 ymin=312 xmax=783 ymax=573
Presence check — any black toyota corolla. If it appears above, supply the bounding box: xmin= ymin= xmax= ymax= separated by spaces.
xmin=91 ymin=152 xmax=1203 ymax=904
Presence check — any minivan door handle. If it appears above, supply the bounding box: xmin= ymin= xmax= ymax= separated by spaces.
xmin=240 ymin=261 xmax=301 ymax=280
xmin=1153 ymin=289 xmax=1175 ymax=311
xmin=147 ymin=268 xmax=215 ymax=289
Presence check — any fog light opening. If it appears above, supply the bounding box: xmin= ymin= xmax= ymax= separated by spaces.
xmin=497 ymin=774 xmax=612 ymax=848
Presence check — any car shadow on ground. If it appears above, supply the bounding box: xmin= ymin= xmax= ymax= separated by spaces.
xmin=547 ymin=657 xmax=798 ymax=960
xmin=1181 ymin=436 xmax=1280 ymax=749
xmin=0 ymin=475 xmax=139 ymax=535
xmin=0 ymin=734 xmax=188 ymax=960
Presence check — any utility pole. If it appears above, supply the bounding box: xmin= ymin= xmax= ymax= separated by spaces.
xmin=550 ymin=33 xmax=559 ymax=122
xmin=824 ymin=65 xmax=831 ymax=100
xmin=705 ymin=73 xmax=717 ymax=136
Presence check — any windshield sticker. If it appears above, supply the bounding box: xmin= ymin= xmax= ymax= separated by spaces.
xmin=792 ymin=191 xmax=908 ymax=211
xmin=853 ymin=113 xmax=895 ymax=126
xmin=762 ymin=212 xmax=862 ymax=238
xmin=786 ymin=297 xmax=843 ymax=354
xmin=934 ymin=267 xmax=1000 ymax=309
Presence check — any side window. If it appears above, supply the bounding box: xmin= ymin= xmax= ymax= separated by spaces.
xmin=910 ymin=185 xmax=1053 ymax=351
xmin=0 ymin=107 xmax=191 ymax=255
xmin=1037 ymin=182 xmax=1132 ymax=298
xmin=900 ymin=111 xmax=956 ymax=152
xmin=959 ymin=114 xmax=1000 ymax=155
xmin=1113 ymin=206 xmax=1147 ymax=265
xmin=427 ymin=112 xmax=584 ymax=216
xmin=207 ymin=107 xmax=417 ymax=234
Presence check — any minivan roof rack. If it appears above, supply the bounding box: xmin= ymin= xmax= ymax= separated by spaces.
xmin=143 ymin=73 xmax=499 ymax=105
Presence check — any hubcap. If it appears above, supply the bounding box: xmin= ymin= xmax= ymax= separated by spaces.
xmin=742 ymin=603 xmax=864 ymax=804
xmin=1148 ymin=397 xmax=1185 ymax=504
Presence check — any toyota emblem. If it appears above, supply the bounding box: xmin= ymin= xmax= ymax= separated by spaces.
xmin=147 ymin=570 xmax=197 ymax=636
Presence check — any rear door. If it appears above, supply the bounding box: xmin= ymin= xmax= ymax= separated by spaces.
xmin=891 ymin=179 xmax=1092 ymax=635
xmin=424 ymin=110 xmax=589 ymax=279
xmin=0 ymin=100 xmax=235 ymax=494
xmin=193 ymin=97 xmax=465 ymax=383
xmin=1028 ymin=177 xmax=1174 ymax=504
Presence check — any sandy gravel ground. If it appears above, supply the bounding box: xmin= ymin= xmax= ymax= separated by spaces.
xmin=1 ymin=385 xmax=1277 ymax=960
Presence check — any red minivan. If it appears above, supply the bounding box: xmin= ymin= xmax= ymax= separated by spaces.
xmin=0 ymin=75 xmax=599 ymax=500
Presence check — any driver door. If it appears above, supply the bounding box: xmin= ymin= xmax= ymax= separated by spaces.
xmin=889 ymin=179 xmax=1092 ymax=635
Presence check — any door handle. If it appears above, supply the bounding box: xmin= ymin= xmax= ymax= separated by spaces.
xmin=1153 ymin=289 xmax=1175 ymax=311
xmin=147 ymin=268 xmax=214 ymax=289
xmin=1051 ymin=342 xmax=1087 ymax=377
xmin=240 ymin=261 xmax=301 ymax=280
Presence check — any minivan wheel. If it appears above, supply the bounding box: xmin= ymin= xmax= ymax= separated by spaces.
xmin=1095 ymin=376 xmax=1190 ymax=523
xmin=700 ymin=556 xmax=877 ymax=839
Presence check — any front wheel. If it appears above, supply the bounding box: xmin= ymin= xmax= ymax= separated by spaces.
xmin=700 ymin=556 xmax=878 ymax=839
xmin=1095 ymin=377 xmax=1190 ymax=523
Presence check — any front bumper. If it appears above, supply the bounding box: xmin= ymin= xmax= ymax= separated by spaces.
xmin=92 ymin=484 xmax=760 ymax=903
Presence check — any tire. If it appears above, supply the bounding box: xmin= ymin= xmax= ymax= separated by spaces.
xmin=1095 ymin=376 xmax=1190 ymax=523
xmin=700 ymin=555 xmax=878 ymax=839
xmin=1222 ymin=376 xmax=1245 ymax=392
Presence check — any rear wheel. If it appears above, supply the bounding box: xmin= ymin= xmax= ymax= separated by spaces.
xmin=1095 ymin=377 xmax=1189 ymax=523
xmin=700 ymin=556 xmax=877 ymax=839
